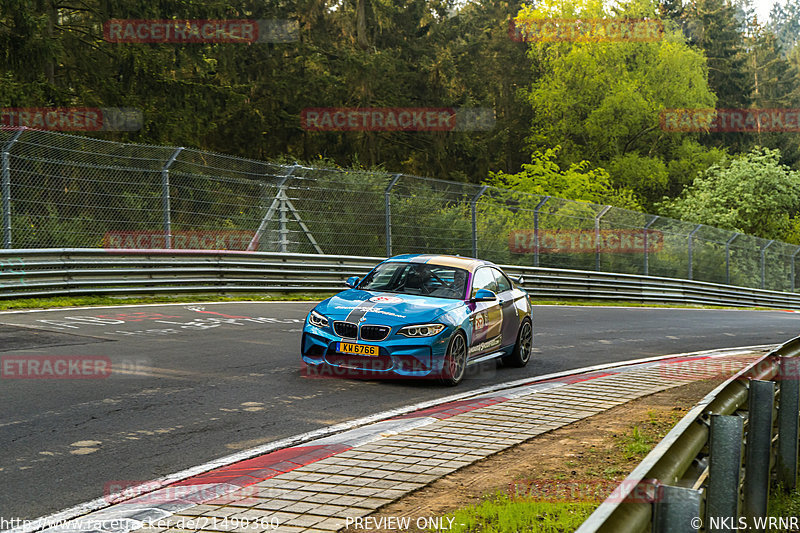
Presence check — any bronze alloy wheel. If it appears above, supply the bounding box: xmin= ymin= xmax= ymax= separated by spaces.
xmin=440 ymin=331 xmax=467 ymax=386
xmin=506 ymin=319 xmax=532 ymax=368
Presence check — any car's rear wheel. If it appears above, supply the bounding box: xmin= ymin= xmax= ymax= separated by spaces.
xmin=505 ymin=318 xmax=532 ymax=368
xmin=440 ymin=331 xmax=467 ymax=386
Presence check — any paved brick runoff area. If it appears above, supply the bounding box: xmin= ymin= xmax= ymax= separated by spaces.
xmin=34 ymin=350 xmax=764 ymax=533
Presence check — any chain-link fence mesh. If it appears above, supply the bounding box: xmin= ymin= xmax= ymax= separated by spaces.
xmin=2 ymin=127 xmax=800 ymax=292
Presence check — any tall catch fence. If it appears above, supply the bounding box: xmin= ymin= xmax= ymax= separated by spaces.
xmin=1 ymin=127 xmax=798 ymax=293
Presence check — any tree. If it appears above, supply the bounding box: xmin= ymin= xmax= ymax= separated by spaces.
xmin=0 ymin=0 xmax=539 ymax=182
xmin=747 ymin=23 xmax=798 ymax=108
xmin=768 ymin=0 xmax=800 ymax=55
xmin=683 ymin=0 xmax=753 ymax=109
xmin=517 ymin=0 xmax=718 ymax=207
xmin=657 ymin=147 xmax=800 ymax=241
xmin=742 ymin=21 xmax=800 ymax=166
xmin=485 ymin=147 xmax=642 ymax=209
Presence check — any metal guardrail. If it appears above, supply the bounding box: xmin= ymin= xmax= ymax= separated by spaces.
xmin=0 ymin=249 xmax=380 ymax=298
xmin=576 ymin=336 xmax=800 ymax=533
xmin=5 ymin=128 xmax=800 ymax=295
xmin=3 ymin=250 xmax=800 ymax=310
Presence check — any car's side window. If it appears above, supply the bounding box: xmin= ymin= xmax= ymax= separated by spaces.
xmin=471 ymin=267 xmax=497 ymax=297
xmin=493 ymin=268 xmax=512 ymax=293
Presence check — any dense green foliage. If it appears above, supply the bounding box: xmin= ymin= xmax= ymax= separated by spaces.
xmin=3 ymin=0 xmax=800 ymax=243
xmin=658 ymin=148 xmax=800 ymax=240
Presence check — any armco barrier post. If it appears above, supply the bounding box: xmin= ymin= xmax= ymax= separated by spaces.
xmin=470 ymin=186 xmax=487 ymax=258
xmin=706 ymin=414 xmax=743 ymax=530
xmin=652 ymin=485 xmax=701 ymax=533
xmin=161 ymin=147 xmax=184 ymax=249
xmin=777 ymin=357 xmax=800 ymax=489
xmin=384 ymin=174 xmax=401 ymax=257
xmin=533 ymin=196 xmax=549 ymax=267
xmin=2 ymin=129 xmax=23 ymax=249
xmin=743 ymin=379 xmax=775 ymax=519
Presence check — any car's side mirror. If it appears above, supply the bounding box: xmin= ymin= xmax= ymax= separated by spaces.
xmin=345 ymin=276 xmax=360 ymax=289
xmin=472 ymin=289 xmax=497 ymax=302
xmin=517 ymin=275 xmax=524 ymax=286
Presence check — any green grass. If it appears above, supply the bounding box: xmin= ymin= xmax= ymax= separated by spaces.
xmin=430 ymin=493 xmax=596 ymax=533
xmin=531 ymin=299 xmax=773 ymax=311
xmin=0 ymin=292 xmax=336 ymax=311
xmin=622 ymin=426 xmax=652 ymax=459
xmin=443 ymin=471 xmax=800 ymax=533
xmin=0 ymin=293 xmax=775 ymax=312
xmin=619 ymin=410 xmax=685 ymax=460
xmin=432 ymin=413 xmax=689 ymax=533
xmin=768 ymin=480 xmax=800 ymax=531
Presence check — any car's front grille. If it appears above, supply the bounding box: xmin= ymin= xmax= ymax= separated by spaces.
xmin=360 ymin=325 xmax=391 ymax=341
xmin=333 ymin=321 xmax=358 ymax=338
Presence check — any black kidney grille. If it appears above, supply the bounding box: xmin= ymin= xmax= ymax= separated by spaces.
xmin=334 ymin=321 xmax=358 ymax=338
xmin=360 ymin=325 xmax=391 ymax=341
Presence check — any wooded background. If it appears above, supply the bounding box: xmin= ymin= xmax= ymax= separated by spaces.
xmin=3 ymin=0 xmax=800 ymax=242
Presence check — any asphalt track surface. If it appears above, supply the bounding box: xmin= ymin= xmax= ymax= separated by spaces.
xmin=1 ymin=302 xmax=798 ymax=521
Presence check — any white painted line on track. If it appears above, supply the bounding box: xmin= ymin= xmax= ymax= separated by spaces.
xmin=1 ymin=300 xmax=795 ymax=316
xmin=7 ymin=342 xmax=776 ymax=533
xmin=531 ymin=304 xmax=789 ymax=312
xmin=0 ymin=300 xmax=317 ymax=315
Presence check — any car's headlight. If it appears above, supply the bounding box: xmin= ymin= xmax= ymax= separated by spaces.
xmin=308 ymin=310 xmax=329 ymax=328
xmin=397 ymin=323 xmax=446 ymax=337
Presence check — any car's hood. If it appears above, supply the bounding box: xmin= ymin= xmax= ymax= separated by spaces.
xmin=316 ymin=290 xmax=463 ymax=325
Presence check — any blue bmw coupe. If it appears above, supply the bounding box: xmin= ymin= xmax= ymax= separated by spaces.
xmin=301 ymin=254 xmax=533 ymax=385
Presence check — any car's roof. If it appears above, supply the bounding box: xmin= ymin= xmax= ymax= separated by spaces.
xmin=384 ymin=254 xmax=496 ymax=273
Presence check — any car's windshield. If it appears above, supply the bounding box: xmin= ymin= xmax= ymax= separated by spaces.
xmin=358 ymin=262 xmax=469 ymax=300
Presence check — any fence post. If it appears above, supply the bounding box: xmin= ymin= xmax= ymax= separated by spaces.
xmin=687 ymin=225 xmax=702 ymax=280
xmin=2 ymin=129 xmax=24 ymax=249
xmin=706 ymin=414 xmax=743 ymax=528
xmin=595 ymin=206 xmax=611 ymax=271
xmin=792 ymin=247 xmax=800 ymax=292
xmin=643 ymin=216 xmax=659 ymax=276
xmin=761 ymin=240 xmax=774 ymax=290
xmin=470 ymin=186 xmax=487 ymax=258
xmin=533 ymin=196 xmax=550 ymax=267
xmin=777 ymin=357 xmax=800 ymax=490
xmin=384 ymin=174 xmax=402 ymax=257
xmin=743 ymin=379 xmax=775 ymax=520
xmin=791 ymin=246 xmax=800 ymax=292
xmin=725 ymin=233 xmax=740 ymax=285
xmin=161 ymin=147 xmax=184 ymax=249
xmin=653 ymin=484 xmax=702 ymax=533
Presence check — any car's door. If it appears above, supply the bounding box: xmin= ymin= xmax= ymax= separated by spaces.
xmin=468 ymin=267 xmax=503 ymax=357
xmin=491 ymin=268 xmax=520 ymax=348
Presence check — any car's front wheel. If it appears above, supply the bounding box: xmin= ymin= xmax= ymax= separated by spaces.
xmin=440 ymin=331 xmax=467 ymax=386
xmin=505 ymin=318 xmax=532 ymax=368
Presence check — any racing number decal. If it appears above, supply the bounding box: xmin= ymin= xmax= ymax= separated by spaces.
xmin=475 ymin=312 xmax=485 ymax=330
xmin=469 ymin=306 xmax=502 ymax=355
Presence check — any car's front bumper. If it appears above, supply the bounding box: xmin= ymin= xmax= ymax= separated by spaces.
xmin=301 ymin=324 xmax=452 ymax=378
